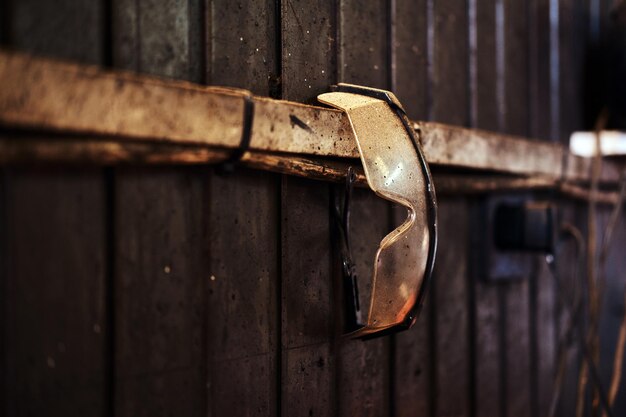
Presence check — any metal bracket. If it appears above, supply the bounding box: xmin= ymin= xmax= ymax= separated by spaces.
xmin=318 ymin=83 xmax=437 ymax=338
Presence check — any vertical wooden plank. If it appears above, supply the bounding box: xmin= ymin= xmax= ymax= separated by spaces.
xmin=280 ymin=1 xmax=336 ymax=416
xmin=338 ymin=0 xmax=388 ymax=88
xmin=470 ymin=3 xmax=503 ymax=417
xmin=336 ymin=2 xmax=390 ymax=416
xmin=210 ymin=0 xmax=278 ymax=94
xmin=392 ymin=0 xmax=428 ymax=120
xmin=9 ymin=0 xmax=103 ymax=63
xmin=504 ymin=0 xmax=530 ymax=137
xmin=431 ymin=2 xmax=470 ymax=417
xmin=559 ymin=0 xmax=587 ymax=141
xmin=503 ymin=280 xmax=531 ymax=417
xmin=529 ymin=0 xmax=552 ymax=141
xmin=432 ymin=0 xmax=469 ymax=127
xmin=113 ymin=170 xmax=206 ymax=416
xmin=207 ymin=1 xmax=280 ymax=416
xmin=112 ymin=2 xmax=207 ymax=415
xmin=391 ymin=1 xmax=432 ymax=416
xmin=433 ymin=198 xmax=470 ymax=417
xmin=474 ymin=0 xmax=500 ymax=132
xmin=281 ymin=177 xmax=333 ymax=416
xmin=502 ymin=3 xmax=532 ymax=417
xmin=529 ymin=2 xmax=556 ymax=416
xmin=4 ymin=171 xmax=107 ymax=417
xmin=112 ymin=0 xmax=202 ymax=81
xmin=3 ymin=1 xmax=107 ymax=416
xmin=336 ymin=190 xmax=390 ymax=417
xmin=598 ymin=208 xmax=626 ymax=415
xmin=281 ymin=0 xmax=336 ymax=102
xmin=207 ymin=169 xmax=279 ymax=416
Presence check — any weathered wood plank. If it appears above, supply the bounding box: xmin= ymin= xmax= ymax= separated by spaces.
xmin=529 ymin=2 xmax=556 ymax=416
xmin=208 ymin=169 xmax=279 ymax=416
xmin=111 ymin=1 xmax=207 ymax=415
xmin=598 ymin=207 xmax=626 ymax=413
xmin=336 ymin=189 xmax=390 ymax=417
xmin=207 ymin=1 xmax=280 ymax=416
xmin=338 ymin=0 xmax=388 ymax=89
xmin=4 ymin=170 xmax=106 ymax=417
xmin=209 ymin=0 xmax=277 ymax=95
xmin=433 ymin=197 xmax=470 ymax=417
xmin=431 ymin=2 xmax=470 ymax=416
xmin=280 ymin=2 xmax=336 ymax=416
xmin=391 ymin=0 xmax=428 ymax=120
xmin=10 ymin=0 xmax=102 ymax=63
xmin=113 ymin=169 xmax=206 ymax=417
xmin=336 ymin=2 xmax=390 ymax=416
xmin=280 ymin=6 xmax=335 ymax=411
xmin=2 ymin=50 xmax=623 ymax=183
xmin=529 ymin=0 xmax=552 ymax=142
xmin=502 ymin=3 xmax=532 ymax=417
xmin=471 ymin=3 xmax=503 ymax=416
xmin=391 ymin=1 xmax=432 ymax=415
xmin=2 ymin=1 xmax=107 ymax=416
xmin=280 ymin=176 xmax=333 ymax=416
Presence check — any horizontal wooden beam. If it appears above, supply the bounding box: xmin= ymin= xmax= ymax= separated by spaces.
xmin=0 ymin=49 xmax=621 ymax=184
xmin=0 ymin=135 xmax=620 ymax=205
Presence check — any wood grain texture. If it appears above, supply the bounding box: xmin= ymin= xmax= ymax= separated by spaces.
xmin=2 ymin=1 xmax=107 ymax=416
xmin=529 ymin=0 xmax=552 ymax=141
xmin=336 ymin=3 xmax=390 ymax=416
xmin=207 ymin=1 xmax=280 ymax=416
xmin=391 ymin=0 xmax=428 ymax=120
xmin=431 ymin=2 xmax=470 ymax=416
xmin=336 ymin=189 xmax=390 ymax=417
xmin=530 ymin=3 xmax=556 ymax=415
xmin=280 ymin=1 xmax=336 ymax=416
xmin=3 ymin=49 xmax=624 ymax=182
xmin=113 ymin=169 xmax=206 ymax=417
xmin=338 ymin=0 xmax=388 ymax=89
xmin=391 ymin=2 xmax=432 ymax=415
xmin=209 ymin=0 xmax=277 ymax=94
xmin=471 ymin=4 xmax=503 ymax=417
xmin=431 ymin=0 xmax=469 ymax=127
xmin=3 ymin=170 xmax=106 ymax=417
xmin=281 ymin=0 xmax=336 ymax=103
xmin=433 ymin=197 xmax=470 ymax=417
xmin=280 ymin=176 xmax=333 ymax=417
xmin=207 ymin=170 xmax=279 ymax=417
xmin=598 ymin=206 xmax=626 ymax=412
xmin=10 ymin=0 xmax=102 ymax=63
xmin=558 ymin=0 xmax=587 ymax=141
xmin=112 ymin=1 xmax=207 ymax=415
xmin=502 ymin=3 xmax=532 ymax=417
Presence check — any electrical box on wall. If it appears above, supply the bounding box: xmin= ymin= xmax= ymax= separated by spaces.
xmin=477 ymin=195 xmax=555 ymax=282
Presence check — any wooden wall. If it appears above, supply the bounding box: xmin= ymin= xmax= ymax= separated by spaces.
xmin=1 ymin=0 xmax=625 ymax=416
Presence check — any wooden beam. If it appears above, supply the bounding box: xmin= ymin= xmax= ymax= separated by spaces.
xmin=0 ymin=49 xmax=621 ymax=183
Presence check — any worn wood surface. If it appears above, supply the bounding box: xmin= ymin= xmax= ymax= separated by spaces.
xmin=503 ymin=3 xmax=532 ymax=417
xmin=336 ymin=3 xmax=390 ymax=415
xmin=391 ymin=2 xmax=432 ymax=415
xmin=280 ymin=2 xmax=336 ymax=416
xmin=430 ymin=3 xmax=471 ymax=417
xmin=2 ymin=50 xmax=624 ymax=184
xmin=1 ymin=1 xmax=108 ymax=416
xmin=2 ymin=1 xmax=625 ymax=417
xmin=111 ymin=2 xmax=207 ymax=416
xmin=471 ymin=4 xmax=502 ymax=417
xmin=207 ymin=1 xmax=280 ymax=416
